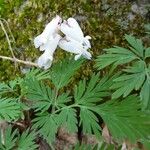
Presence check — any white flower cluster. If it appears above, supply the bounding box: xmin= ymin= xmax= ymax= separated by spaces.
xmin=34 ymin=15 xmax=92 ymax=69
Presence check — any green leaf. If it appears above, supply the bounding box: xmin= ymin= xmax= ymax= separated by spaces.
xmin=74 ymin=74 xmax=111 ymax=105
xmin=145 ymin=24 xmax=150 ymax=31
xmin=49 ymin=58 xmax=84 ymax=89
xmin=144 ymin=24 xmax=150 ymax=35
xmin=95 ymin=35 xmax=145 ymax=70
xmin=24 ymin=68 xmax=50 ymax=81
xmin=111 ymin=61 xmax=146 ymax=99
xmin=80 ymin=107 xmax=101 ymax=138
xmin=24 ymin=78 xmax=54 ymax=112
xmin=140 ymin=78 xmax=150 ymax=110
xmin=0 ymin=79 xmax=19 ymax=95
xmin=56 ymin=92 xmax=71 ymax=108
xmin=145 ymin=47 xmax=150 ymax=58
xmin=95 ymin=46 xmax=138 ymax=70
xmin=0 ymin=126 xmax=17 ymax=150
xmin=96 ymin=95 xmax=150 ymax=143
xmin=0 ymin=82 xmax=10 ymax=95
xmin=141 ymin=139 xmax=150 ymax=150
xmin=125 ymin=34 xmax=144 ymax=57
xmin=32 ymin=113 xmax=58 ymax=143
xmin=73 ymin=143 xmax=94 ymax=150
xmin=74 ymin=74 xmax=116 ymax=138
xmin=17 ymin=129 xmax=38 ymax=150
xmin=56 ymin=108 xmax=78 ymax=133
xmin=0 ymin=98 xmax=21 ymax=121
xmin=20 ymin=69 xmax=50 ymax=97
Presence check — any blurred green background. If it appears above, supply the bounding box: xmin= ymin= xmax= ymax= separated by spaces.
xmin=0 ymin=0 xmax=149 ymax=81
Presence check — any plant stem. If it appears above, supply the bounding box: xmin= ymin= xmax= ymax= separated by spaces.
xmin=53 ymin=103 xmax=95 ymax=116
xmin=53 ymin=104 xmax=80 ymax=114
xmin=0 ymin=55 xmax=38 ymax=67
xmin=52 ymin=88 xmax=59 ymax=113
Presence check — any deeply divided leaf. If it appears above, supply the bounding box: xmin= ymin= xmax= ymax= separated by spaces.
xmin=97 ymin=95 xmax=150 ymax=142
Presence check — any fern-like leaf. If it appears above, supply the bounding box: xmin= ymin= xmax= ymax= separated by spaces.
xmin=24 ymin=78 xmax=54 ymax=112
xmin=24 ymin=68 xmax=50 ymax=81
xmin=73 ymin=143 xmax=94 ymax=150
xmin=96 ymin=95 xmax=150 ymax=143
xmin=73 ymin=74 xmax=115 ymax=137
xmin=145 ymin=47 xmax=150 ymax=58
xmin=140 ymin=77 xmax=150 ymax=110
xmin=0 ymin=126 xmax=17 ymax=150
xmin=125 ymin=34 xmax=144 ymax=57
xmin=95 ymin=46 xmax=138 ymax=70
xmin=74 ymin=74 xmax=112 ymax=105
xmin=56 ymin=108 xmax=78 ymax=133
xmin=110 ymin=61 xmax=150 ymax=109
xmin=32 ymin=113 xmax=58 ymax=143
xmin=0 ymin=98 xmax=21 ymax=121
xmin=95 ymin=35 xmax=145 ymax=70
xmin=17 ymin=129 xmax=38 ymax=150
xmin=0 ymin=78 xmax=19 ymax=95
xmin=49 ymin=58 xmax=84 ymax=89
xmin=80 ymin=107 xmax=101 ymax=138
xmin=111 ymin=61 xmax=146 ymax=99
xmin=56 ymin=92 xmax=71 ymax=108
xmin=144 ymin=24 xmax=150 ymax=35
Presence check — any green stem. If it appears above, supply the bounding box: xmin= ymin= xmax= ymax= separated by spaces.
xmin=53 ymin=104 xmax=90 ymax=114
xmin=52 ymin=88 xmax=59 ymax=113
xmin=53 ymin=104 xmax=76 ymax=114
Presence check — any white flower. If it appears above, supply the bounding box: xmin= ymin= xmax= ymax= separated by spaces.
xmin=58 ymin=37 xmax=92 ymax=60
xmin=34 ymin=16 xmax=92 ymax=69
xmin=60 ymin=17 xmax=91 ymax=49
xmin=59 ymin=17 xmax=92 ymax=60
xmin=34 ymin=15 xmax=62 ymax=69
xmin=37 ymin=34 xmax=61 ymax=69
xmin=34 ymin=15 xmax=62 ymax=50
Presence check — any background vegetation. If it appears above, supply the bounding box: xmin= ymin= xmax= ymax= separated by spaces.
xmin=0 ymin=0 xmax=149 ymax=81
xmin=0 ymin=0 xmax=150 ymax=150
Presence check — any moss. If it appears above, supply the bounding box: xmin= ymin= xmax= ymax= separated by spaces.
xmin=0 ymin=0 xmax=147 ymax=81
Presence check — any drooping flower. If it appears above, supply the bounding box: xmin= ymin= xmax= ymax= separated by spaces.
xmin=37 ymin=34 xmax=61 ymax=69
xmin=58 ymin=36 xmax=92 ymax=60
xmin=34 ymin=15 xmax=62 ymax=69
xmin=59 ymin=18 xmax=92 ymax=60
xmin=34 ymin=15 xmax=62 ymax=50
xmin=60 ymin=17 xmax=91 ymax=49
xmin=34 ymin=15 xmax=92 ymax=69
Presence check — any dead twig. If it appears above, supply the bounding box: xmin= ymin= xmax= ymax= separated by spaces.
xmin=0 ymin=20 xmax=17 ymax=67
xmin=0 ymin=55 xmax=38 ymax=67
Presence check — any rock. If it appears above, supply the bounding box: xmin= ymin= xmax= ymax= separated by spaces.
xmin=131 ymin=3 xmax=139 ymax=13
xmin=131 ymin=1 xmax=149 ymax=17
